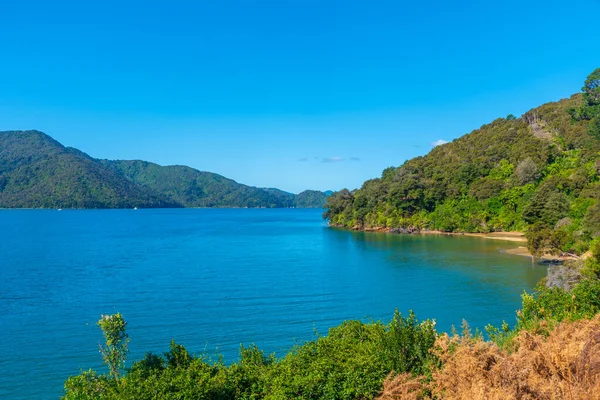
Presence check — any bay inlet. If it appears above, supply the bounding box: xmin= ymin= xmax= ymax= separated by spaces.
xmin=0 ymin=208 xmax=546 ymax=399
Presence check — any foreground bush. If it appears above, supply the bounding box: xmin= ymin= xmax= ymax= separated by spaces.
xmin=485 ymin=245 xmax=600 ymax=349
xmin=63 ymin=310 xmax=438 ymax=400
xmin=379 ymin=315 xmax=600 ymax=400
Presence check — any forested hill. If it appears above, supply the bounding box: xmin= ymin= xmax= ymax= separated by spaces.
xmin=0 ymin=131 xmax=329 ymax=209
xmin=0 ymin=130 xmax=177 ymax=208
xmin=260 ymin=187 xmax=332 ymax=208
xmin=324 ymin=68 xmax=600 ymax=256
xmin=295 ymin=189 xmax=332 ymax=208
xmin=102 ymin=160 xmax=296 ymax=208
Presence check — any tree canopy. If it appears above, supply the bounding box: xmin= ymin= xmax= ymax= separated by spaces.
xmin=324 ymin=68 xmax=600 ymax=256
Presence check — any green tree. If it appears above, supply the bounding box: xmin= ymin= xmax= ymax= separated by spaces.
xmin=570 ymin=68 xmax=600 ymax=137
xmin=583 ymin=68 xmax=600 ymax=107
xmin=514 ymin=158 xmax=540 ymax=185
xmin=380 ymin=309 xmax=438 ymax=376
xmin=525 ymin=222 xmax=551 ymax=259
xmin=165 ymin=339 xmax=191 ymax=369
xmin=583 ymin=202 xmax=600 ymax=238
xmin=591 ymin=115 xmax=600 ymax=139
xmin=98 ymin=313 xmax=130 ymax=382
xmin=523 ymin=187 xmax=569 ymax=226
xmin=488 ymin=159 xmax=514 ymax=180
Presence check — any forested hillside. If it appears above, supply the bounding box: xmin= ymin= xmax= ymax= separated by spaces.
xmin=103 ymin=160 xmax=296 ymax=208
xmin=0 ymin=130 xmax=329 ymax=208
xmin=261 ymin=188 xmax=331 ymax=208
xmin=260 ymin=187 xmax=296 ymax=207
xmin=325 ymin=69 xmax=600 ymax=256
xmin=295 ymin=189 xmax=331 ymax=208
xmin=0 ymin=131 xmax=177 ymax=208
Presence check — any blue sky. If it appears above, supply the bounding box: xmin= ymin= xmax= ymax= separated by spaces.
xmin=1 ymin=1 xmax=599 ymax=193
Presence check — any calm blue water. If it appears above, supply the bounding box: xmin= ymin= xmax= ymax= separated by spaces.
xmin=0 ymin=209 xmax=546 ymax=399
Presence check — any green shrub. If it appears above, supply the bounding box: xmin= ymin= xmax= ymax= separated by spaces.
xmin=379 ymin=310 xmax=438 ymax=377
xmin=63 ymin=311 xmax=439 ymax=400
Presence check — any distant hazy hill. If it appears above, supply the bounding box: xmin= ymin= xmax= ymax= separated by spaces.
xmin=0 ymin=130 xmax=329 ymax=209
xmin=261 ymin=187 xmax=296 ymax=208
xmin=295 ymin=189 xmax=331 ymax=208
xmin=261 ymin=188 xmax=332 ymax=208
xmin=0 ymin=130 xmax=176 ymax=208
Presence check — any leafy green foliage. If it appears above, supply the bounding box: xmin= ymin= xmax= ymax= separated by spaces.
xmin=63 ymin=311 xmax=439 ymax=400
xmin=583 ymin=68 xmax=600 ymax=107
xmin=570 ymin=68 xmax=600 ymax=139
xmin=525 ymin=222 xmax=552 ymax=258
xmin=97 ymin=314 xmax=130 ymax=382
xmin=487 ymin=274 xmax=600 ymax=349
xmin=513 ymin=158 xmax=540 ymax=185
xmin=324 ymin=69 xmax=600 ymax=256
xmin=487 ymin=240 xmax=600 ymax=349
xmin=380 ymin=310 xmax=438 ymax=377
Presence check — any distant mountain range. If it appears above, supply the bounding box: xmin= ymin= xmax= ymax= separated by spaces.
xmin=0 ymin=130 xmax=330 ymax=209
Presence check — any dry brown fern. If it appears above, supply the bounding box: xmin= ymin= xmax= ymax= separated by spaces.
xmin=378 ymin=316 xmax=600 ymax=400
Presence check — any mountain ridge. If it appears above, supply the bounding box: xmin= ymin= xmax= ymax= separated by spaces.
xmin=0 ymin=130 xmax=329 ymax=209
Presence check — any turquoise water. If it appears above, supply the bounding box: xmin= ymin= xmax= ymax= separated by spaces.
xmin=0 ymin=209 xmax=546 ymax=399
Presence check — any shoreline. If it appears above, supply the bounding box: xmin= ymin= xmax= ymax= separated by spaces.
xmin=357 ymin=226 xmax=528 ymax=242
xmin=340 ymin=225 xmax=577 ymax=263
xmin=419 ymin=229 xmax=528 ymax=243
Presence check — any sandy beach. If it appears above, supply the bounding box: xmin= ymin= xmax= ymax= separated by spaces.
xmin=419 ymin=230 xmax=528 ymax=242
xmin=356 ymin=226 xmax=579 ymax=262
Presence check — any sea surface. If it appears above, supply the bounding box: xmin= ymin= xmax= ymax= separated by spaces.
xmin=0 ymin=208 xmax=546 ymax=399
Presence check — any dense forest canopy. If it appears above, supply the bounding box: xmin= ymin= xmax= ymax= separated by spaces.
xmin=324 ymin=68 xmax=600 ymax=256
xmin=102 ymin=160 xmax=298 ymax=208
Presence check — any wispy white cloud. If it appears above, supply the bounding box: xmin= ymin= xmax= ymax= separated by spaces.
xmin=321 ymin=156 xmax=344 ymax=163
xmin=299 ymin=156 xmax=360 ymax=163
xmin=431 ymin=139 xmax=449 ymax=147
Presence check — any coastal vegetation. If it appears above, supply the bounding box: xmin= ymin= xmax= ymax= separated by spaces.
xmin=63 ymin=70 xmax=600 ymax=399
xmin=64 ymin=310 xmax=439 ymax=400
xmin=324 ymin=68 xmax=600 ymax=258
xmin=0 ymin=132 xmax=329 ymax=208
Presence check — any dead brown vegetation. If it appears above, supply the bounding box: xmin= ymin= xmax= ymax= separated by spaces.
xmin=379 ymin=315 xmax=600 ymax=400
